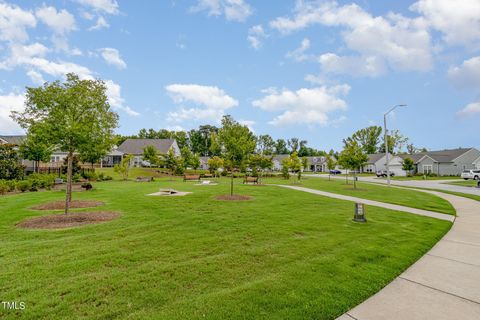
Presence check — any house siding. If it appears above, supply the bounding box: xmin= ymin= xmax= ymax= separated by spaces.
xmin=453 ymin=148 xmax=480 ymax=173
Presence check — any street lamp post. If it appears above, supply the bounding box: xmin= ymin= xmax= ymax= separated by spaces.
xmin=384 ymin=104 xmax=407 ymax=186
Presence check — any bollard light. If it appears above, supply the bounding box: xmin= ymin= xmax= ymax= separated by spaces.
xmin=353 ymin=203 xmax=367 ymax=222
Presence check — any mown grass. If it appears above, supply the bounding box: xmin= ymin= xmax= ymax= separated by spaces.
xmin=0 ymin=178 xmax=451 ymax=319
xmin=445 ymin=180 xmax=479 ymax=188
xmin=268 ymin=176 xmax=456 ymax=215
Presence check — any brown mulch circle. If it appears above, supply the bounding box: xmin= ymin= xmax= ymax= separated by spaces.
xmin=215 ymin=194 xmax=252 ymax=201
xmin=31 ymin=200 xmax=104 ymax=210
xmin=17 ymin=211 xmax=119 ymax=229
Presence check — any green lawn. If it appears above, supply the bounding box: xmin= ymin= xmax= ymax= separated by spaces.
xmin=0 ymin=178 xmax=451 ymax=319
xmin=269 ymin=176 xmax=456 ymax=215
xmin=445 ymin=180 xmax=479 ymax=188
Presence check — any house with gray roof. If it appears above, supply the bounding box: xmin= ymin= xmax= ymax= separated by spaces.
xmin=0 ymin=135 xmax=26 ymax=146
xmin=399 ymin=148 xmax=480 ymax=176
xmin=362 ymin=153 xmax=406 ymax=176
xmin=117 ymin=138 xmax=180 ymax=167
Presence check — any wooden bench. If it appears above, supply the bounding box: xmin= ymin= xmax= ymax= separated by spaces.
xmin=184 ymin=174 xmax=201 ymax=182
xmin=243 ymin=176 xmax=259 ymax=184
xmin=136 ymin=176 xmax=154 ymax=182
xmin=202 ymin=173 xmax=214 ymax=179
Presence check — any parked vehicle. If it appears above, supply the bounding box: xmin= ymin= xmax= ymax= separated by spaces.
xmin=376 ymin=170 xmax=395 ymax=178
xmin=329 ymin=169 xmax=342 ymax=175
xmin=461 ymin=170 xmax=480 ymax=180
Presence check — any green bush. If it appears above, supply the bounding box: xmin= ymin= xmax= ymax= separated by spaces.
xmin=0 ymin=180 xmax=8 ymax=195
xmin=103 ymin=175 xmax=113 ymax=181
xmin=27 ymin=173 xmax=55 ymax=190
xmin=73 ymin=173 xmax=82 ymax=182
xmin=16 ymin=180 xmax=31 ymax=193
xmin=97 ymin=172 xmax=105 ymax=181
xmin=82 ymin=171 xmax=97 ymax=181
xmin=6 ymin=180 xmax=16 ymax=192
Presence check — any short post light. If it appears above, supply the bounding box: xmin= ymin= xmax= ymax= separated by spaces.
xmin=353 ymin=203 xmax=367 ymax=223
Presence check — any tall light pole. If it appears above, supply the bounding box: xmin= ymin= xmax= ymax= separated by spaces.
xmin=384 ymin=104 xmax=407 ymax=186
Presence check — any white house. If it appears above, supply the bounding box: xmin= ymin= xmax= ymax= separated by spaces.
xmin=117 ymin=139 xmax=181 ymax=167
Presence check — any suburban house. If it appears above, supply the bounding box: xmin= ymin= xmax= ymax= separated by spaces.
xmin=271 ymin=155 xmax=332 ymax=172
xmin=116 ymin=138 xmax=181 ymax=167
xmin=399 ymin=148 xmax=480 ymax=176
xmin=362 ymin=153 xmax=406 ymax=176
xmin=0 ymin=135 xmax=35 ymax=170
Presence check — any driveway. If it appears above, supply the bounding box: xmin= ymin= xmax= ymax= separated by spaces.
xmin=307 ymin=174 xmax=480 ymax=196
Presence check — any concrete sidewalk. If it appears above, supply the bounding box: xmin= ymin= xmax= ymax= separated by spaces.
xmin=276 ymin=184 xmax=480 ymax=319
xmin=276 ymin=185 xmax=454 ymax=222
xmin=335 ymin=191 xmax=480 ymax=319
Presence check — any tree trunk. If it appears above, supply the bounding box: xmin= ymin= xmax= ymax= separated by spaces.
xmin=345 ymin=171 xmax=349 ymax=184
xmin=353 ymin=171 xmax=357 ymax=189
xmin=230 ymin=170 xmax=234 ymax=196
xmin=64 ymin=152 xmax=73 ymax=215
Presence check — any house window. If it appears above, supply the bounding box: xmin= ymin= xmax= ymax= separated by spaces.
xmin=423 ymin=165 xmax=433 ymax=174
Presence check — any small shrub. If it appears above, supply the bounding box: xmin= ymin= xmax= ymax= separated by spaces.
xmin=73 ymin=173 xmax=82 ymax=183
xmin=97 ymin=172 xmax=105 ymax=181
xmin=103 ymin=175 xmax=113 ymax=181
xmin=6 ymin=180 xmax=16 ymax=192
xmin=81 ymin=182 xmax=93 ymax=191
xmin=0 ymin=180 xmax=8 ymax=195
xmin=16 ymin=180 xmax=32 ymax=193
xmin=82 ymin=171 xmax=97 ymax=181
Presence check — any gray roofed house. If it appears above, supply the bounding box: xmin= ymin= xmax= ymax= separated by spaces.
xmin=0 ymin=135 xmax=26 ymax=146
xmin=363 ymin=153 xmax=406 ymax=176
xmin=117 ymin=139 xmax=181 ymax=167
xmin=399 ymin=148 xmax=480 ymax=176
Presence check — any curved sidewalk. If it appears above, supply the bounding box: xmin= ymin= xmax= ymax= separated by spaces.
xmin=276 ymin=185 xmax=454 ymax=222
xmin=276 ymin=185 xmax=480 ymax=319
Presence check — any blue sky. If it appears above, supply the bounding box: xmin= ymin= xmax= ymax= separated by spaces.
xmin=0 ymin=0 xmax=479 ymax=151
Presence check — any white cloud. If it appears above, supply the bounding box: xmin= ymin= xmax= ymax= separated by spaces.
xmin=0 ymin=93 xmax=25 ymax=134
xmin=318 ymin=53 xmax=387 ymax=77
xmin=75 ymin=0 xmax=119 ymax=15
xmin=0 ymin=2 xmax=36 ymax=42
xmin=239 ymin=119 xmax=255 ymax=132
xmin=448 ymin=56 xmax=480 ymax=90
xmin=270 ymin=1 xmax=432 ymax=75
xmin=35 ymin=6 xmax=76 ymax=35
xmin=99 ymin=48 xmax=126 ymax=69
xmin=247 ymin=24 xmax=267 ymax=49
xmin=105 ymin=80 xmax=139 ymax=117
xmin=26 ymin=69 xmax=45 ymax=85
xmin=286 ymin=38 xmax=313 ymax=62
xmin=252 ymin=85 xmax=349 ymax=126
xmin=166 ymin=84 xmax=238 ymax=123
xmin=457 ymin=102 xmax=480 ymax=118
xmin=191 ymin=0 xmax=252 ymax=22
xmin=89 ymin=16 xmax=109 ymax=31
xmin=410 ymin=0 xmax=480 ymax=47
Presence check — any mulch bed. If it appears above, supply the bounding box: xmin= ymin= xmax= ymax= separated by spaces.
xmin=31 ymin=200 xmax=104 ymax=210
xmin=215 ymin=195 xmax=252 ymax=201
xmin=17 ymin=211 xmax=119 ymax=229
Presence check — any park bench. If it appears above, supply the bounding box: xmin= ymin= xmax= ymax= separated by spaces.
xmin=136 ymin=176 xmax=154 ymax=182
xmin=202 ymin=173 xmax=214 ymax=179
xmin=243 ymin=176 xmax=259 ymax=184
xmin=54 ymin=178 xmax=64 ymax=185
xmin=184 ymin=174 xmax=201 ymax=182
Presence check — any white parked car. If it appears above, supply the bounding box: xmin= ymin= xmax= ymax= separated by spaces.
xmin=461 ymin=169 xmax=480 ymax=180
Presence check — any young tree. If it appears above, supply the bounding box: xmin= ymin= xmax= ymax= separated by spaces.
xmin=379 ymin=130 xmax=409 ymax=154
xmin=18 ymin=132 xmax=53 ymax=173
xmin=402 ymin=157 xmax=415 ymax=176
xmin=180 ymin=146 xmax=194 ymax=169
xmin=12 ymin=73 xmax=118 ymax=214
xmin=191 ymin=154 xmax=201 ymax=172
xmin=338 ymin=140 xmax=369 ymax=189
xmin=164 ymin=148 xmax=182 ymax=176
xmin=218 ymin=115 xmax=256 ymax=196
xmin=301 ymin=156 xmax=309 ymax=172
xmin=79 ymin=135 xmax=113 ymax=169
xmin=281 ymin=157 xmax=291 ymax=180
xmin=287 ymin=138 xmax=300 ymax=153
xmin=114 ymin=154 xmax=133 ymax=180
xmin=142 ymin=145 xmax=160 ymax=167
xmin=326 ymin=155 xmax=336 ymax=181
xmin=0 ymin=144 xmax=25 ymax=180
xmin=289 ymin=152 xmax=302 ymax=183
xmin=248 ymin=154 xmax=273 ymax=183
xmin=207 ymin=156 xmax=224 ymax=177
